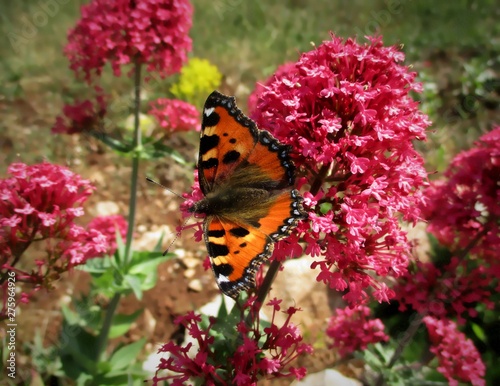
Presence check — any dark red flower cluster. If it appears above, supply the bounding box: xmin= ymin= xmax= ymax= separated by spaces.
xmin=395 ymin=126 xmax=500 ymax=322
xmin=65 ymin=0 xmax=193 ymax=82
xmin=325 ymin=305 xmax=388 ymax=357
xmin=422 ymin=126 xmax=500 ymax=262
xmin=149 ymin=98 xmax=200 ymax=133
xmin=52 ymin=87 xmax=107 ymax=134
xmin=251 ymin=35 xmax=430 ymax=305
xmin=0 ymin=162 xmax=123 ymax=318
xmin=153 ymin=312 xmax=222 ymax=386
xmin=153 ymin=298 xmax=311 ymax=385
xmin=395 ymin=258 xmax=494 ymax=324
xmin=423 ymin=316 xmax=485 ymax=386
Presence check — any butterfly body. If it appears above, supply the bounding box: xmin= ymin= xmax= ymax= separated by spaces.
xmin=190 ymin=91 xmax=306 ymax=298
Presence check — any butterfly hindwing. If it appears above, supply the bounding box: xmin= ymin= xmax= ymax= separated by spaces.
xmin=204 ymin=217 xmax=273 ymax=298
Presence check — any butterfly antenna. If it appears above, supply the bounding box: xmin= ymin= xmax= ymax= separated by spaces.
xmin=146 ymin=177 xmax=186 ymax=200
xmin=162 ymin=213 xmax=195 ymax=256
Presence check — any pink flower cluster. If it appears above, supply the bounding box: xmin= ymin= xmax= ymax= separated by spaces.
xmin=0 ymin=162 xmax=127 ymax=318
xmin=247 ymin=62 xmax=297 ymax=114
xmin=149 ymin=98 xmax=200 ymax=133
xmin=153 ymin=298 xmax=311 ymax=385
xmin=52 ymin=88 xmax=107 ymax=135
xmin=65 ymin=0 xmax=193 ymax=82
xmin=325 ymin=305 xmax=388 ymax=357
xmin=423 ymin=316 xmax=485 ymax=386
xmin=251 ymin=35 xmax=430 ymax=305
xmin=87 ymin=214 xmax=128 ymax=256
xmin=422 ymin=126 xmax=500 ymax=262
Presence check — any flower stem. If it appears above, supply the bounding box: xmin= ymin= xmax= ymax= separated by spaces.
xmin=124 ymin=59 xmax=142 ymax=265
xmin=96 ymin=59 xmax=142 ymax=360
xmin=95 ymin=293 xmax=121 ymax=360
xmin=374 ymin=313 xmax=424 ymax=386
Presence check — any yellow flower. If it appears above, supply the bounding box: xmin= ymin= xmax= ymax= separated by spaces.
xmin=170 ymin=58 xmax=222 ymax=107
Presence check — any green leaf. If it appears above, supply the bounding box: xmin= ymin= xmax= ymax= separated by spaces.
xmin=114 ymin=230 xmax=127 ymax=268
xmin=123 ymin=274 xmax=143 ymax=300
xmin=217 ymin=296 xmax=229 ymax=319
xmin=59 ymin=322 xmax=98 ymax=377
xmin=92 ymin=269 xmax=120 ymax=297
xmin=108 ymin=339 xmax=146 ymax=371
xmin=153 ymin=232 xmax=165 ymax=253
xmin=61 ymin=305 xmax=80 ymax=325
xmin=471 ymin=322 xmax=487 ymax=342
xmin=127 ymin=252 xmax=174 ymax=292
xmin=319 ymin=202 xmax=332 ymax=214
xmin=79 ymin=256 xmax=113 ymax=274
xmin=109 ymin=310 xmax=143 ymax=339
xmin=142 ymin=140 xmax=188 ymax=164
xmin=90 ymin=131 xmax=134 ymax=154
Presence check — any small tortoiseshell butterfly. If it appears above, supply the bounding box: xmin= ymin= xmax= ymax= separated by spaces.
xmin=189 ymin=91 xmax=306 ymax=299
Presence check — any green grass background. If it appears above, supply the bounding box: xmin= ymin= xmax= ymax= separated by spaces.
xmin=0 ymin=0 xmax=499 ymax=165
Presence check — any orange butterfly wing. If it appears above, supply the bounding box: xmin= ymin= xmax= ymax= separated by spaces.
xmin=191 ymin=91 xmax=306 ymax=298
xmin=198 ymin=92 xmax=259 ymax=195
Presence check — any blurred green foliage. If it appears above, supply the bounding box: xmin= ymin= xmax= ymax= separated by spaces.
xmin=1 ymin=0 xmax=499 ymax=168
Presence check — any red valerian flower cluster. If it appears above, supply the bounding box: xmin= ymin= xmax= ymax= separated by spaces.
xmin=149 ymin=98 xmax=200 ymax=133
xmin=325 ymin=305 xmax=388 ymax=357
xmin=65 ymin=0 xmax=193 ymax=82
xmin=247 ymin=62 xmax=297 ymax=114
xmin=87 ymin=214 xmax=128 ymax=256
xmin=52 ymin=87 xmax=107 ymax=135
xmin=0 ymin=162 xmax=126 ymax=318
xmin=395 ymin=258 xmax=494 ymax=324
xmin=422 ymin=126 xmax=500 ymax=262
xmin=251 ymin=34 xmax=430 ymax=305
xmin=395 ymin=126 xmax=499 ymax=323
xmin=153 ymin=298 xmax=311 ymax=385
xmin=423 ymin=316 xmax=485 ymax=386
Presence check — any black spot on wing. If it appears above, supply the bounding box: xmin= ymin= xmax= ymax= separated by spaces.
xmin=222 ymin=150 xmax=241 ymax=164
xmin=203 ymin=111 xmax=220 ymax=127
xmin=207 ymin=229 xmax=225 ymax=238
xmin=229 ymin=138 xmax=236 ymax=144
xmin=200 ymin=135 xmax=219 ymax=155
xmin=239 ymin=242 xmax=247 ymax=248
xmin=229 ymin=227 xmax=250 ymax=237
xmin=247 ymin=219 xmax=261 ymax=228
xmin=213 ymin=263 xmax=233 ymax=277
xmin=201 ymin=158 xmax=219 ymax=169
xmin=208 ymin=242 xmax=229 ymax=257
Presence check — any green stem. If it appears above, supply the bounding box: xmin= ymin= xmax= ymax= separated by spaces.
xmin=95 ymin=293 xmax=121 ymax=360
xmin=95 ymin=59 xmax=142 ymax=361
xmin=124 ymin=59 xmax=142 ymax=265
xmin=374 ymin=313 xmax=424 ymax=386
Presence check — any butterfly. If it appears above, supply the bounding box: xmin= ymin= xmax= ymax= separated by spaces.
xmin=189 ymin=91 xmax=306 ymax=299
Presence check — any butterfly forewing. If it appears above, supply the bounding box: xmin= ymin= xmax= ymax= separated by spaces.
xmin=198 ymin=91 xmax=259 ymax=195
